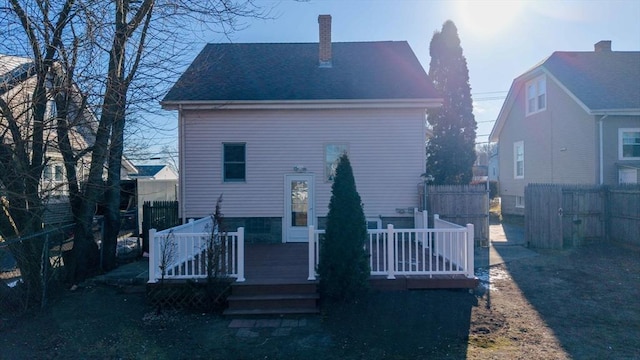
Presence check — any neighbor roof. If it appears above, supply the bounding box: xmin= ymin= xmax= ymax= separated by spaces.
xmin=490 ymin=49 xmax=640 ymax=141
xmin=543 ymin=51 xmax=640 ymax=112
xmin=162 ymin=41 xmax=439 ymax=104
xmin=131 ymin=165 xmax=166 ymax=177
xmin=0 ymin=55 xmax=35 ymax=95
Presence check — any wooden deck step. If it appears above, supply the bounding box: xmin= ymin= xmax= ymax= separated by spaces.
xmin=224 ymin=307 xmax=320 ymax=316
xmin=224 ymin=280 xmax=319 ymax=316
xmin=230 ymin=282 xmax=318 ymax=296
xmin=227 ymin=293 xmax=319 ymax=311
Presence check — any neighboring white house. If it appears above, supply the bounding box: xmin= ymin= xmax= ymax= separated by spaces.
xmin=128 ymin=164 xmax=178 ymax=181
xmin=161 ymin=15 xmax=442 ymax=243
xmin=490 ymin=41 xmax=640 ymax=216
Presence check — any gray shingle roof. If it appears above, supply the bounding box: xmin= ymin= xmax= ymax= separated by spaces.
xmin=162 ymin=41 xmax=438 ymax=102
xmin=132 ymin=165 xmax=165 ymax=177
xmin=543 ymin=51 xmax=640 ymax=111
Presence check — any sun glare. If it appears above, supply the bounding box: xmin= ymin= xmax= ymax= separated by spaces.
xmin=455 ymin=0 xmax=524 ymax=39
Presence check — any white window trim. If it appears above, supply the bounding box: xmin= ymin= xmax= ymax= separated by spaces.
xmin=619 ymin=128 xmax=640 ymax=160
xmin=525 ymin=75 xmax=546 ymax=116
xmin=41 ymin=163 xmax=68 ymax=197
xmin=514 ymin=141 xmax=524 ymax=179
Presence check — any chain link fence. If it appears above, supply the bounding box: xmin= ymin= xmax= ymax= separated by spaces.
xmin=0 ymin=212 xmax=142 ymax=313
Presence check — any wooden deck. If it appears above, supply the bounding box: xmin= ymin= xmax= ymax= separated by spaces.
xmin=243 ymin=243 xmax=310 ymax=284
xmin=240 ymin=243 xmax=477 ymax=289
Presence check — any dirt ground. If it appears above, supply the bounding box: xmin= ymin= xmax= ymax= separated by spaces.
xmin=1 ymin=240 xmax=639 ymax=359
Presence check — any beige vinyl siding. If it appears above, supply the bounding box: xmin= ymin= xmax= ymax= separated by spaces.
xmin=498 ymin=75 xmax=602 ymax=215
xmin=181 ymin=108 xmax=425 ymax=219
xmin=547 ymin=79 xmax=597 ymax=184
xmin=499 ymin=78 xmax=598 ymax=211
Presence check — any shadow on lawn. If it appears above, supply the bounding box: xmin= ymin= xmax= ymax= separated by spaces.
xmin=322 ymin=289 xmax=477 ymax=359
xmin=494 ymin=241 xmax=640 ymax=359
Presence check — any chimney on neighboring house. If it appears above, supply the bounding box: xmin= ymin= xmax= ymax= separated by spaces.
xmin=318 ymin=14 xmax=332 ymax=67
xmin=594 ymin=40 xmax=612 ymax=52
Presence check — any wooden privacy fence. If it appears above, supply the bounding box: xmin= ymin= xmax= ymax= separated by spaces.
xmin=420 ymin=184 xmax=489 ymax=245
xmin=608 ymin=186 xmax=640 ymax=245
xmin=525 ymin=184 xmax=640 ymax=249
xmin=142 ymin=201 xmax=180 ymax=253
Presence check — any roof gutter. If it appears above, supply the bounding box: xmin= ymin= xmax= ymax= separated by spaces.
xmin=160 ymin=98 xmax=443 ymax=111
xmin=590 ymin=109 xmax=640 ymax=116
xmin=599 ymin=114 xmax=608 ymax=184
xmin=178 ymin=104 xmax=186 ymax=223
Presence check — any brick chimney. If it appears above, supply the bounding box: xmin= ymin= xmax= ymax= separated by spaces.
xmin=594 ymin=40 xmax=612 ymax=52
xmin=318 ymin=14 xmax=332 ymax=67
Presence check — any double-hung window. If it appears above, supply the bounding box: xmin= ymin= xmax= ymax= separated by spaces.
xmin=514 ymin=141 xmax=524 ymax=179
xmin=526 ymin=75 xmax=546 ymax=115
xmin=223 ymin=143 xmax=246 ymax=182
xmin=619 ymin=128 xmax=640 ymax=160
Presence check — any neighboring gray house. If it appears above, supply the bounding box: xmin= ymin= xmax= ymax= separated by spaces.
xmin=161 ymin=15 xmax=442 ymax=243
xmin=490 ymin=41 xmax=640 ymax=216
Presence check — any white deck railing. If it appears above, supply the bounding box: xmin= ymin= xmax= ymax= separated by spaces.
xmin=308 ymin=212 xmax=474 ymax=281
xmin=148 ymin=217 xmax=245 ymax=283
xmin=148 ymin=211 xmax=473 ymax=284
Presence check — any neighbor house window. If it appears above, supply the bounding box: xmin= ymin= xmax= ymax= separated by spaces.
xmin=44 ymin=164 xmax=64 ymax=182
xmin=42 ymin=163 xmax=66 ymax=196
xmin=619 ymin=128 xmax=640 ymax=160
xmin=223 ymin=143 xmax=246 ymax=182
xmin=325 ymin=143 xmax=348 ymax=181
xmin=514 ymin=141 xmax=524 ymax=179
xmin=526 ymin=75 xmax=546 ymax=115
xmin=515 ymin=196 xmax=525 ymax=208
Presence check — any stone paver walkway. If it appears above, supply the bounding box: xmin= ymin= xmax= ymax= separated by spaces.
xmin=228 ymin=318 xmax=308 ymax=338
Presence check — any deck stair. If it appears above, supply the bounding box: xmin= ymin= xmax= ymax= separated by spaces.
xmin=223 ymin=243 xmax=319 ymax=316
xmin=225 ymin=281 xmax=319 ymax=315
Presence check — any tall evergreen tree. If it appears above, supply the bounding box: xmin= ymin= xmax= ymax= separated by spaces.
xmin=426 ymin=20 xmax=477 ymax=184
xmin=317 ymin=154 xmax=370 ymax=302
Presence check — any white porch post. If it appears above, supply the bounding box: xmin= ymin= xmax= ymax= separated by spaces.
xmin=308 ymin=225 xmax=316 ymax=281
xmin=386 ymin=224 xmax=396 ymax=279
xmin=466 ymin=224 xmax=475 ymax=278
xmin=236 ymin=227 xmax=245 ymax=282
xmin=147 ymin=228 xmax=157 ymax=283
xmin=422 ymin=210 xmax=428 ymax=228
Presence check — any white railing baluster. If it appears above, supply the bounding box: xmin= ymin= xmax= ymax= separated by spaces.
xmin=237 ymin=227 xmax=245 ymax=282
xmin=308 ymin=225 xmax=316 ymax=281
xmin=148 ymin=229 xmax=157 ymax=283
xmin=386 ymin=224 xmax=395 ymax=279
xmin=468 ymin=226 xmax=472 ymax=273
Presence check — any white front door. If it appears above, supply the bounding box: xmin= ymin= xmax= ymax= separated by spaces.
xmin=284 ymin=174 xmax=315 ymax=242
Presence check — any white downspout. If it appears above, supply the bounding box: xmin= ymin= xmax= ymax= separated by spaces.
xmin=598 ymin=115 xmax=608 ymax=185
xmin=179 ymin=104 xmax=186 ymax=223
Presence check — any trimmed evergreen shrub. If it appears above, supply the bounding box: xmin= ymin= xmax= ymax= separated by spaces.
xmin=317 ymin=154 xmax=370 ymax=302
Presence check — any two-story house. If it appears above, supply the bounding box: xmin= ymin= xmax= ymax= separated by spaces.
xmin=161 ymin=15 xmax=442 ymax=243
xmin=1 ymin=54 xmax=137 ymax=225
xmin=490 ymin=41 xmax=640 ymax=216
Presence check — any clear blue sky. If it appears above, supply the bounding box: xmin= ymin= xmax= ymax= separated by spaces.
xmin=147 ymin=0 xmax=640 ymax=162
